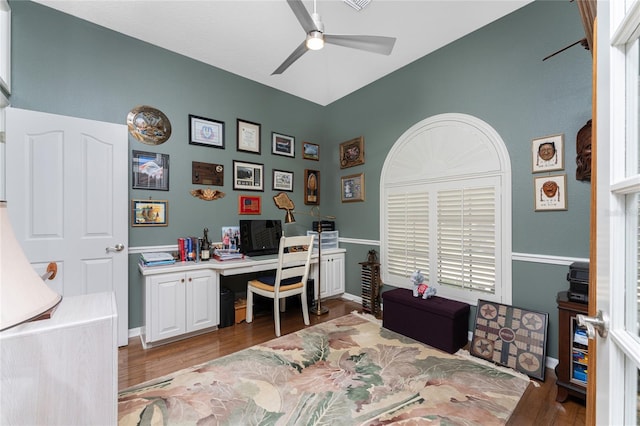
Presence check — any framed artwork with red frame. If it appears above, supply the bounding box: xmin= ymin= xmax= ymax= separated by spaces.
xmin=238 ymin=195 xmax=261 ymax=214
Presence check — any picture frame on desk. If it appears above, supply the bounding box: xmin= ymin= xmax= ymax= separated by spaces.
xmin=132 ymin=199 xmax=168 ymax=227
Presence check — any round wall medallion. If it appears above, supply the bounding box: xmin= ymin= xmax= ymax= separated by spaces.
xmin=127 ymin=105 xmax=172 ymax=145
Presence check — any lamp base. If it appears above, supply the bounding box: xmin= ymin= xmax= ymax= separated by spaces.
xmin=311 ymin=303 xmax=329 ymax=316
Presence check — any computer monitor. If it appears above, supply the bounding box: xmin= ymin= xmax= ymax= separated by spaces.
xmin=239 ymin=219 xmax=282 ymax=256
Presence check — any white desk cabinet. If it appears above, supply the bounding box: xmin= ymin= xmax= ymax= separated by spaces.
xmin=138 ymin=249 xmax=345 ymax=347
xmin=313 ymin=251 xmax=345 ymax=299
xmin=141 ymin=269 xmax=219 ymax=348
xmin=1 ymin=292 xmax=117 ymax=426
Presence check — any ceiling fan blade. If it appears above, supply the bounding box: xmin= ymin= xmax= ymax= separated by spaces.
xmin=272 ymin=41 xmax=309 ymax=75
xmin=324 ymin=34 xmax=396 ymax=55
xmin=287 ymin=0 xmax=318 ymax=34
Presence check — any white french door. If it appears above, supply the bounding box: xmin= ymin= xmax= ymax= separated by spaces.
xmin=595 ymin=1 xmax=640 ymax=424
xmin=5 ymin=108 xmax=129 ymax=346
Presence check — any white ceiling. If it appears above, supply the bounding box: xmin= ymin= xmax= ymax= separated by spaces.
xmin=33 ymin=0 xmax=533 ymax=106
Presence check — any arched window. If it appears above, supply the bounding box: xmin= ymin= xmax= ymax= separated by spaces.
xmin=380 ymin=113 xmax=512 ymax=306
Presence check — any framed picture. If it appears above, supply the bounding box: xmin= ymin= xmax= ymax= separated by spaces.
xmin=132 ymin=150 xmax=169 ymax=191
xmin=233 ymin=160 xmax=264 ymax=191
xmin=192 ymin=161 xmax=224 ymax=186
xmin=532 ymin=133 xmax=564 ymax=173
xmin=272 ymin=169 xmax=294 ymax=192
xmin=221 ymin=226 xmax=240 ymax=250
xmin=304 ymin=169 xmax=319 ymax=205
xmin=238 ymin=195 xmax=262 ymax=215
xmin=189 ymin=114 xmax=225 ymax=149
xmin=272 ymin=132 xmax=295 ymax=157
xmin=0 ymin=2 xmax=10 ymax=94
xmin=302 ymin=142 xmax=319 ymax=160
xmin=237 ymin=119 xmax=261 ymax=154
xmin=132 ymin=199 xmax=168 ymax=227
xmin=341 ymin=173 xmax=365 ymax=202
xmin=534 ymin=174 xmax=567 ymax=211
xmin=340 ymin=136 xmax=365 ymax=168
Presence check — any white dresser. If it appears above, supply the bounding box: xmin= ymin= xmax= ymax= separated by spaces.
xmin=1 ymin=292 xmax=118 ymax=425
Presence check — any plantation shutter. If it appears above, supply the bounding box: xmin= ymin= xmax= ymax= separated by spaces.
xmin=437 ymin=186 xmax=496 ymax=294
xmin=386 ymin=191 xmax=430 ymax=280
xmin=380 ymin=113 xmax=511 ymax=304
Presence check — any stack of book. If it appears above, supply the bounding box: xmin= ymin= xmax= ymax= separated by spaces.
xmin=178 ymin=237 xmax=204 ymax=262
xmin=213 ymin=248 xmax=244 ymax=261
xmin=139 ymin=252 xmax=176 ymax=267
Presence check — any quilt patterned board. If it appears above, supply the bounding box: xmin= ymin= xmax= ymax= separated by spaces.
xmin=471 ymin=299 xmax=549 ymax=380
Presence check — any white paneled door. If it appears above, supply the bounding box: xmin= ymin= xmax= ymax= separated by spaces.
xmin=5 ymin=107 xmax=129 ymax=346
xmin=595 ymin=1 xmax=640 ymax=424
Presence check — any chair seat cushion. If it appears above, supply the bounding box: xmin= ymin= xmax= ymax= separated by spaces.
xmin=249 ymin=276 xmax=303 ymax=292
xmin=256 ymin=275 xmax=302 ymax=286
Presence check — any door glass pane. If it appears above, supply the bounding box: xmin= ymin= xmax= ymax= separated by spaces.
xmin=626 ymin=39 xmax=640 ymax=177
xmin=633 ymin=366 xmax=639 ymax=425
xmin=629 ymin=193 xmax=640 ymax=338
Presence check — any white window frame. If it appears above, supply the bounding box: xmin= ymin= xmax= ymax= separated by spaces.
xmin=380 ymin=113 xmax=512 ymax=306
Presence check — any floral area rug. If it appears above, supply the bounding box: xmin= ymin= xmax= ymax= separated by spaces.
xmin=118 ymin=313 xmax=530 ymax=425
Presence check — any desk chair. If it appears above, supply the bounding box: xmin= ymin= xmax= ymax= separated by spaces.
xmin=245 ymin=234 xmax=315 ymax=337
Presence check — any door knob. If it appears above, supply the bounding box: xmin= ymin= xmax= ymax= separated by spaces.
xmin=106 ymin=243 xmax=125 ymax=253
xmin=577 ymin=310 xmax=608 ymax=339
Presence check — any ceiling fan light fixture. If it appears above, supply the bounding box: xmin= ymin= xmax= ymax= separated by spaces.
xmin=306 ymin=31 xmax=324 ymax=50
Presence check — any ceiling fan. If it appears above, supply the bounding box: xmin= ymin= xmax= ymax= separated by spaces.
xmin=272 ymin=0 xmax=396 ymax=75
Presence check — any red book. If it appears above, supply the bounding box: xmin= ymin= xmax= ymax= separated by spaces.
xmin=178 ymin=238 xmax=186 ymax=262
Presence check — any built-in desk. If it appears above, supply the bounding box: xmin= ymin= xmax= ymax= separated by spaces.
xmin=138 ymin=249 xmax=345 ymax=348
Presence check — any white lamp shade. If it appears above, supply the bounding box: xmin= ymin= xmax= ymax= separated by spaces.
xmin=0 ymin=201 xmax=62 ymax=331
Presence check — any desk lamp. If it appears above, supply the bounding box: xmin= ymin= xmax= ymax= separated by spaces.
xmin=273 ymin=192 xmax=335 ymax=316
xmin=1 ymin=201 xmax=62 ymax=331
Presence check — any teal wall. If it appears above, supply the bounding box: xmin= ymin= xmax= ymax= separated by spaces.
xmin=10 ymin=0 xmax=590 ymax=359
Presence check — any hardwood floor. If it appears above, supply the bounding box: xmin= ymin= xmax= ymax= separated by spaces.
xmin=118 ymin=298 xmax=586 ymax=425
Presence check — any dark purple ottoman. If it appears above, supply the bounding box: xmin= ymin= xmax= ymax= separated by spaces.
xmin=382 ymin=288 xmax=470 ymax=353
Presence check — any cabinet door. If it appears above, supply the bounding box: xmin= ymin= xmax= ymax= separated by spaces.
xmin=318 ymin=253 xmax=345 ymax=298
xmin=328 ymin=254 xmax=345 ymax=296
xmin=186 ymin=270 xmax=217 ymax=332
xmin=319 ymin=256 xmax=330 ymax=299
xmin=149 ymin=272 xmax=186 ymax=341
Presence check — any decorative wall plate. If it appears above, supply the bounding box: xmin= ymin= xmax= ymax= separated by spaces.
xmin=127 ymin=105 xmax=172 ymax=145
